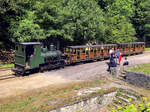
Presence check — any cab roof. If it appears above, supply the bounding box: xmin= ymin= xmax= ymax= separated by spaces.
xmin=19 ymin=42 xmax=41 ymax=45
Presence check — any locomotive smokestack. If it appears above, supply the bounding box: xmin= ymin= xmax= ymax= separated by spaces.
xmin=50 ymin=44 xmax=54 ymax=51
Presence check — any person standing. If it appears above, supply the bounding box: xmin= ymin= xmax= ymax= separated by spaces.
xmin=109 ymin=48 xmax=114 ymax=61
xmin=115 ymin=48 xmax=121 ymax=64
xmin=119 ymin=53 xmax=122 ymax=64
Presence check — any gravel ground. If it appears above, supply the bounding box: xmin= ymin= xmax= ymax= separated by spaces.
xmin=0 ymin=53 xmax=149 ymax=98
xmin=44 ymin=52 xmax=150 ymax=80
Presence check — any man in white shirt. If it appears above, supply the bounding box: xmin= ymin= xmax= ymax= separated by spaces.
xmin=109 ymin=48 xmax=114 ymax=55
xmin=109 ymin=48 xmax=114 ymax=61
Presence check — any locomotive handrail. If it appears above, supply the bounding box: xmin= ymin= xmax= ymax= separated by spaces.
xmin=15 ymin=54 xmax=25 ymax=58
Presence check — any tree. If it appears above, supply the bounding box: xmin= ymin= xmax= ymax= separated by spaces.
xmin=10 ymin=11 xmax=45 ymax=42
xmin=104 ymin=16 xmax=136 ymax=43
xmin=1 ymin=0 xmax=148 ymax=49
xmin=58 ymin=0 xmax=105 ymax=45
xmin=98 ymin=0 xmax=136 ymax=43
xmin=132 ymin=0 xmax=150 ymax=41
xmin=32 ymin=0 xmax=62 ymax=39
xmin=0 ymin=0 xmax=15 ymax=48
xmin=0 ymin=0 xmax=35 ymax=48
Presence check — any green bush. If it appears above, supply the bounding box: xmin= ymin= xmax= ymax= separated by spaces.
xmin=112 ymin=97 xmax=150 ymax=112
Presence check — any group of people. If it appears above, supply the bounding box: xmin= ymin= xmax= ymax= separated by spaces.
xmin=109 ymin=48 xmax=120 ymax=64
xmin=109 ymin=48 xmax=123 ymax=64
xmin=107 ymin=48 xmax=129 ymax=71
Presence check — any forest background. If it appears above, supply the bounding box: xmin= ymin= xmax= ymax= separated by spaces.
xmin=0 ymin=0 xmax=150 ymax=49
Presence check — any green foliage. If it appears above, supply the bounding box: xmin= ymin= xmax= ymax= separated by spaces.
xmin=58 ymin=0 xmax=105 ymax=44
xmin=116 ymin=88 xmax=123 ymax=97
xmin=132 ymin=0 xmax=150 ymax=40
xmin=102 ymin=0 xmax=136 ymax=43
xmin=145 ymin=47 xmax=150 ymax=51
xmin=33 ymin=0 xmax=63 ymax=39
xmin=112 ymin=97 xmax=150 ymax=112
xmin=0 ymin=98 xmax=34 ymax=112
xmin=144 ymin=24 xmax=150 ymax=37
xmin=0 ymin=64 xmax=14 ymax=68
xmin=10 ymin=10 xmax=45 ymax=42
xmin=74 ymin=85 xmax=80 ymax=90
xmin=128 ymin=98 xmax=132 ymax=102
xmin=99 ymin=98 xmax=103 ymax=104
xmin=0 ymin=0 xmax=149 ymax=47
xmin=95 ymin=80 xmax=102 ymax=85
xmin=0 ymin=0 xmax=42 ymax=44
xmin=78 ymin=108 xmax=82 ymax=112
xmin=98 ymin=89 xmax=104 ymax=95
xmin=114 ymin=100 xmax=120 ymax=104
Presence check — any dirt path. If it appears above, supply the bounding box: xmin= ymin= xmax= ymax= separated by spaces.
xmin=0 ymin=53 xmax=149 ymax=98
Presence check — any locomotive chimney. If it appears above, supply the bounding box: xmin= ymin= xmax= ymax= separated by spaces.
xmin=50 ymin=44 xmax=54 ymax=51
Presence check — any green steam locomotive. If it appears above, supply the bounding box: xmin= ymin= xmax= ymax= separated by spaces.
xmin=12 ymin=42 xmax=64 ymax=75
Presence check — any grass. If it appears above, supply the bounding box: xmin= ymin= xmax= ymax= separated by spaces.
xmin=0 ymin=78 xmax=108 ymax=112
xmin=115 ymin=88 xmax=123 ymax=97
xmin=0 ymin=64 xmax=14 ymax=69
xmin=145 ymin=47 xmax=150 ymax=51
xmin=0 ymin=97 xmax=35 ymax=112
xmin=129 ymin=64 xmax=150 ymax=74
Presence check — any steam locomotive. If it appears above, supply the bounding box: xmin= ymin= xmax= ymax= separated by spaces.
xmin=12 ymin=42 xmax=64 ymax=75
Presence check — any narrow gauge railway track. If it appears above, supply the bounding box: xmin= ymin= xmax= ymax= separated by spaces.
xmin=0 ymin=68 xmax=12 ymax=71
xmin=0 ymin=74 xmax=16 ymax=81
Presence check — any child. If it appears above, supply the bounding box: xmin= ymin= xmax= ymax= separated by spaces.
xmin=123 ymin=57 xmax=129 ymax=66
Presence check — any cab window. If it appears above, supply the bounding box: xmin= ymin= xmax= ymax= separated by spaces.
xmin=16 ymin=46 xmax=18 ymax=50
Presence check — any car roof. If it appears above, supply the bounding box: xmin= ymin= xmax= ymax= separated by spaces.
xmin=67 ymin=44 xmax=117 ymax=49
xmin=119 ymin=42 xmax=145 ymax=45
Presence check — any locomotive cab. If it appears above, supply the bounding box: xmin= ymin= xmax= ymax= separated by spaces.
xmin=13 ymin=42 xmax=44 ymax=75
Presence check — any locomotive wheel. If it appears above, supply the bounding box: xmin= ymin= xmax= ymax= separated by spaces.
xmin=61 ymin=64 xmax=64 ymax=68
xmin=40 ymin=66 xmax=44 ymax=73
xmin=15 ymin=72 xmax=20 ymax=76
xmin=20 ymin=71 xmax=25 ymax=76
xmin=61 ymin=60 xmax=65 ymax=68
